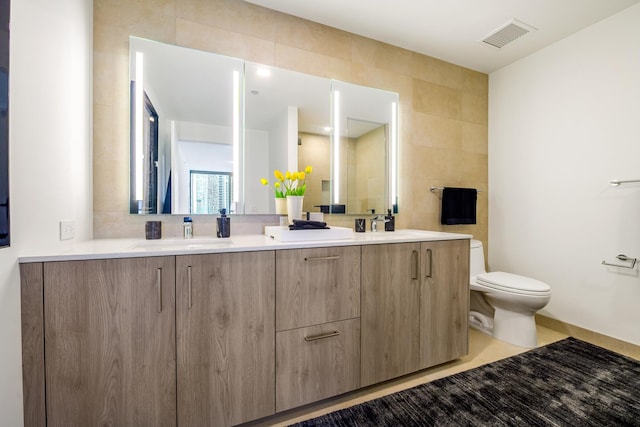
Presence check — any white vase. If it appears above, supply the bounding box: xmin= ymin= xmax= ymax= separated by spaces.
xmin=286 ymin=195 xmax=304 ymax=225
xmin=274 ymin=197 xmax=287 ymax=215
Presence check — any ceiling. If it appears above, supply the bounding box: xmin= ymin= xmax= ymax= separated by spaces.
xmin=244 ymin=0 xmax=640 ymax=73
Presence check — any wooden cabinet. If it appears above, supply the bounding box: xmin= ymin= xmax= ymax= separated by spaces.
xmin=42 ymin=257 xmax=176 ymax=427
xmin=361 ymin=240 xmax=469 ymax=386
xmin=276 ymin=246 xmax=360 ymax=331
xmin=20 ymin=263 xmax=46 ymax=427
xmin=20 ymin=236 xmax=468 ymax=426
xmin=176 ymin=251 xmax=275 ymax=426
xmin=420 ymin=239 xmax=469 ymax=367
xmin=275 ymin=246 xmax=361 ymax=411
xmin=276 ymin=318 xmax=360 ymax=411
xmin=361 ymin=242 xmax=421 ymax=386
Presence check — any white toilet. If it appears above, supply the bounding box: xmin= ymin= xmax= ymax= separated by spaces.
xmin=469 ymin=239 xmax=551 ymax=348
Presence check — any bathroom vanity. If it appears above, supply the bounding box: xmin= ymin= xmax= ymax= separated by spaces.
xmin=19 ymin=230 xmax=470 ymax=427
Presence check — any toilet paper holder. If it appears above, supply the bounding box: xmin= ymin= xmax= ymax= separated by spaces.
xmin=601 ymin=254 xmax=637 ymax=269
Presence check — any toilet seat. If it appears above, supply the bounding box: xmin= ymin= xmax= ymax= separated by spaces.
xmin=476 ymin=272 xmax=551 ymax=296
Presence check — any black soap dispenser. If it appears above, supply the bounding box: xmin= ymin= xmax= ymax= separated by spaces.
xmin=385 ymin=209 xmax=395 ymax=232
xmin=216 ymin=209 xmax=230 ymax=238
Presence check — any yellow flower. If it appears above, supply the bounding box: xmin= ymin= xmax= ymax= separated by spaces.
xmin=262 ymin=165 xmax=313 ymax=197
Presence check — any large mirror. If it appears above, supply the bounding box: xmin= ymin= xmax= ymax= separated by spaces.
xmin=129 ymin=37 xmax=243 ymax=215
xmin=243 ymin=62 xmax=330 ymax=214
xmin=129 ymin=37 xmax=398 ymax=216
xmin=331 ymin=80 xmax=398 ymax=215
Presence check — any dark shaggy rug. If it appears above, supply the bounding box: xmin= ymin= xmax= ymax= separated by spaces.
xmin=292 ymin=337 xmax=640 ymax=426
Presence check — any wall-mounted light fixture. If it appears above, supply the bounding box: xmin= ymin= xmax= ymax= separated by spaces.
xmin=332 ymin=90 xmax=340 ymax=204
xmin=232 ymin=70 xmax=240 ymax=204
xmin=134 ymin=51 xmax=144 ymax=202
xmin=390 ymin=101 xmax=398 ymax=210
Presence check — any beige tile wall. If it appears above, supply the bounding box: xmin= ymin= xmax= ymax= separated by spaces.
xmin=93 ymin=0 xmax=488 ymax=242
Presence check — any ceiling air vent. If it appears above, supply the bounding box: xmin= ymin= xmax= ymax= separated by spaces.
xmin=481 ymin=19 xmax=537 ymax=48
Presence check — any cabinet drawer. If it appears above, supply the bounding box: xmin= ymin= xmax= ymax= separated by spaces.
xmin=276 ymin=318 xmax=360 ymax=412
xmin=276 ymin=246 xmax=360 ymax=330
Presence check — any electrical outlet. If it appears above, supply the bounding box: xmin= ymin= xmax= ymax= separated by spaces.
xmin=60 ymin=220 xmax=75 ymax=240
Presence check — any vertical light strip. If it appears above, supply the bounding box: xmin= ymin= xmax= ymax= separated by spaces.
xmin=134 ymin=51 xmax=144 ymax=201
xmin=390 ymin=101 xmax=398 ymax=209
xmin=333 ymin=90 xmax=340 ymax=204
xmin=232 ymin=70 xmax=240 ymax=203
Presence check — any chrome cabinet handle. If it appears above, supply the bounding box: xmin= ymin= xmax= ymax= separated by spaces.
xmin=304 ymin=331 xmax=340 ymax=342
xmin=187 ymin=266 xmax=192 ymax=309
xmin=412 ymin=250 xmax=419 ymax=280
xmin=425 ymin=249 xmax=433 ymax=278
xmin=304 ymin=255 xmax=340 ymax=261
xmin=156 ymin=268 xmax=162 ymax=313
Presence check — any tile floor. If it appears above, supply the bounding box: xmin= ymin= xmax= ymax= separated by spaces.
xmin=246 ymin=326 xmax=569 ymax=426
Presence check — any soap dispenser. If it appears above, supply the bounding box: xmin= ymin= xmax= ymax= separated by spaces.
xmin=216 ymin=209 xmax=230 ymax=238
xmin=183 ymin=217 xmax=193 ymax=239
xmin=385 ymin=209 xmax=395 ymax=232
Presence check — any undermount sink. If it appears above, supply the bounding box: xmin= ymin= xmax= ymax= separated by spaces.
xmin=132 ymin=238 xmax=233 ymax=251
xmin=353 ymin=229 xmax=452 ymax=241
xmin=391 ymin=229 xmax=444 ymax=238
xmin=264 ymin=226 xmax=353 ymax=242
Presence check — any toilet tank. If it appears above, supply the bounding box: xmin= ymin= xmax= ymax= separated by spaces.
xmin=470 ymin=239 xmax=487 ymax=278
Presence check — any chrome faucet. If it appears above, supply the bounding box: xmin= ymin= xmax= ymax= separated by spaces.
xmin=370 ymin=215 xmax=388 ymax=232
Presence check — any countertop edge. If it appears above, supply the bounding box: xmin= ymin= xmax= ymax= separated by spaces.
xmin=18 ymin=230 xmax=473 ymax=263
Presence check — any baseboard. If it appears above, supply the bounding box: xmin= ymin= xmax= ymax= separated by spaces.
xmin=536 ymin=314 xmax=640 ymax=360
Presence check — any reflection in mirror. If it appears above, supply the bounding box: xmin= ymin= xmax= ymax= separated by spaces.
xmin=298 ymin=132 xmax=331 ymax=213
xmin=345 ymin=118 xmax=387 ymax=214
xmin=243 ymin=63 xmax=330 ymax=214
xmin=129 ymin=37 xmax=244 ymax=215
xmin=331 ymin=80 xmax=399 ymax=215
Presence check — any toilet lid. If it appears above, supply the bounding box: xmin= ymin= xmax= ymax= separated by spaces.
xmin=476 ymin=272 xmax=551 ymax=294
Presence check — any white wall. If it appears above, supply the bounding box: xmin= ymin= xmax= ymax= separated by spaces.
xmin=489 ymin=4 xmax=640 ymax=345
xmin=0 ymin=0 xmax=93 ymax=425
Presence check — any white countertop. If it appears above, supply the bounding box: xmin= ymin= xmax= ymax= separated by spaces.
xmin=18 ymin=229 xmax=472 ymax=263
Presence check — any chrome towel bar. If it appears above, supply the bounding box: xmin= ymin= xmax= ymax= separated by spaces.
xmin=430 ymin=186 xmax=483 ymax=193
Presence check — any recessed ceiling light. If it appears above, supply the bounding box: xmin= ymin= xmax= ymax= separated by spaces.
xmin=256 ymin=68 xmax=271 ymax=77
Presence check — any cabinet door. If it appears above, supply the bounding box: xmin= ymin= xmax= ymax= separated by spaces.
xmin=20 ymin=262 xmax=46 ymax=427
xmin=361 ymin=242 xmax=421 ymax=386
xmin=420 ymin=239 xmax=470 ymax=368
xmin=276 ymin=246 xmax=360 ymax=330
xmin=276 ymin=318 xmax=360 ymax=412
xmin=44 ymin=257 xmax=176 ymax=427
xmin=176 ymin=251 xmax=275 ymax=427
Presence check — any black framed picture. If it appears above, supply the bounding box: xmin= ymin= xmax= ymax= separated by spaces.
xmin=0 ymin=0 xmax=9 ymax=248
